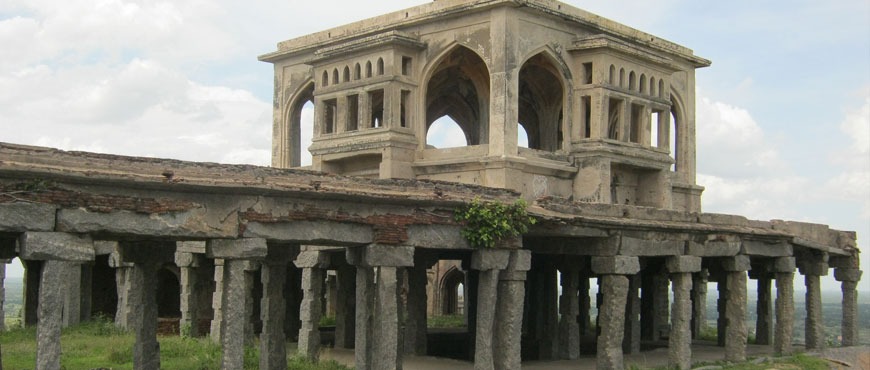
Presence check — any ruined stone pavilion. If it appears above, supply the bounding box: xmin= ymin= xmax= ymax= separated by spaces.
xmin=0 ymin=1 xmax=862 ymax=369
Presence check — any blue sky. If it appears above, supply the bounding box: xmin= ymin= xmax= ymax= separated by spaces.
xmin=1 ymin=0 xmax=868 ymax=291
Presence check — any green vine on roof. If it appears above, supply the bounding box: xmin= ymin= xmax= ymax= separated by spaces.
xmin=454 ymin=198 xmax=535 ymax=249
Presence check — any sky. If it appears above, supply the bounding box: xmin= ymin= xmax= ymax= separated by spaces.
xmin=1 ymin=0 xmax=868 ymax=291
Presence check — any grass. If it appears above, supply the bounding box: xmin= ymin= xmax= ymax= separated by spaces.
xmin=0 ymin=318 xmax=350 ymax=370
xmin=427 ymin=314 xmax=465 ymax=328
xmin=641 ymin=353 xmax=831 ymax=370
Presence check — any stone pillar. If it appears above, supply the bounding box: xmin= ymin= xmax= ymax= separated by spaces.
xmin=334 ymin=264 xmax=356 ymax=349
xmin=260 ymin=247 xmax=293 ymax=370
xmin=294 ymin=250 xmax=329 ymax=361
xmin=754 ymin=275 xmax=773 ymax=345
xmin=691 ymin=269 xmax=708 ymax=338
xmin=404 ymin=263 xmax=429 ymax=355
xmin=346 ymin=244 xmax=415 ymax=370
xmin=558 ymin=267 xmax=581 ymax=360
xmin=834 ymin=268 xmax=862 ymax=347
xmin=110 ymin=253 xmax=134 ymax=330
xmin=471 ymin=249 xmax=510 ymax=370
xmin=19 ymin=232 xmax=95 ymax=370
xmin=206 ymin=238 xmax=268 ymax=369
xmin=799 ymin=258 xmax=828 ymax=350
xmin=529 ymin=262 xmax=559 ymax=360
xmin=118 ymin=241 xmax=176 ymax=370
xmin=62 ymin=262 xmax=83 ymax=328
xmin=493 ymin=250 xmax=530 ymax=370
xmin=723 ymin=255 xmax=750 ymax=362
xmin=667 ymin=256 xmax=702 ymax=370
xmin=592 ymin=256 xmax=640 ymax=370
xmin=175 ymin=247 xmax=198 ymax=337
xmin=0 ymin=260 xmax=8 ymax=332
xmin=772 ymin=257 xmax=795 ymax=355
xmin=716 ymin=275 xmax=726 ymax=347
xmin=623 ymin=273 xmax=641 ymax=355
xmin=209 ymin=258 xmax=225 ymax=342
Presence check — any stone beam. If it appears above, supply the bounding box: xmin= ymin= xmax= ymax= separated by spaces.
xmin=591 ymin=256 xmax=640 ymax=275
xmin=0 ymin=202 xmax=56 ymax=232
xmin=618 ymin=236 xmax=683 ymax=256
xmin=741 ymin=241 xmax=793 ymax=257
xmin=243 ymin=220 xmax=373 ymax=246
xmin=405 ymin=224 xmax=469 ymax=249
xmin=206 ymin=238 xmax=268 ymax=259
xmin=57 ymin=208 xmax=236 ymax=239
xmin=19 ymin=232 xmax=94 ymax=262
xmin=687 ymin=241 xmax=740 ymax=257
xmin=346 ymin=244 xmax=414 ymax=268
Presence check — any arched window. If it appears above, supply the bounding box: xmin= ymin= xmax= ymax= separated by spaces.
xmin=332 ymin=68 xmax=339 ymax=85
xmin=650 ymin=77 xmax=656 ymax=97
xmin=425 ymin=46 xmax=490 ymax=148
xmin=365 ymin=61 xmax=373 ymax=78
xmin=285 ymin=83 xmax=315 ymax=168
xmin=322 ymin=71 xmax=329 ymax=87
xmin=619 ymin=68 xmax=626 ymax=88
xmin=377 ymin=58 xmax=385 ymax=75
xmin=659 ymin=80 xmax=665 ymax=98
xmin=518 ymin=52 xmax=565 ymax=152
xmin=609 ymin=65 xmax=616 ymax=85
xmin=343 ymin=66 xmax=350 ymax=82
xmin=354 ymin=63 xmax=361 ymax=80
xmin=639 ymin=74 xmax=646 ymax=94
xmin=629 ymin=71 xmax=636 ymax=91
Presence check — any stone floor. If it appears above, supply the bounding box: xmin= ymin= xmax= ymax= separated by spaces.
xmin=318 ymin=342 xmax=870 ymax=369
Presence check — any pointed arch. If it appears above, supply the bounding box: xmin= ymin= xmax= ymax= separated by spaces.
xmin=354 ymin=63 xmax=361 ymax=80
xmin=423 ymin=44 xmax=491 ymax=147
xmin=609 ymin=64 xmax=616 ymax=85
xmin=619 ymin=68 xmax=626 ymax=88
xmin=629 ymin=71 xmax=637 ymax=91
xmin=343 ymin=66 xmax=350 ymax=82
xmin=332 ymin=68 xmax=339 ymax=85
xmin=281 ymin=81 xmax=316 ymax=168
xmin=670 ymin=90 xmax=687 ymax=173
xmin=439 ymin=267 xmax=466 ymax=315
xmin=376 ymin=58 xmax=385 ymax=75
xmin=639 ymin=73 xmax=647 ymax=94
xmin=321 ymin=71 xmax=329 ymax=87
xmin=517 ymin=50 xmax=569 ymax=151
xmin=366 ymin=61 xmax=373 ymax=78
xmin=650 ymin=77 xmax=657 ymax=96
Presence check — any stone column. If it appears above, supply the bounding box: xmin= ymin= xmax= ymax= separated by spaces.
xmin=592 ymin=256 xmax=640 ymax=370
xmin=294 ymin=250 xmax=329 ymax=362
xmin=691 ymin=269 xmax=708 ymax=338
xmin=175 ymin=244 xmax=200 ymax=337
xmin=578 ymin=276 xmax=593 ymax=336
xmin=19 ymin=232 xmax=95 ymax=370
xmin=260 ymin=246 xmax=294 ymax=370
xmin=723 ymin=255 xmax=750 ymax=362
xmin=404 ymin=263 xmax=429 ymax=355
xmin=334 ymin=264 xmax=356 ymax=349
xmin=118 ymin=241 xmax=177 ymax=370
xmin=623 ymin=273 xmax=641 ymax=354
xmin=716 ymin=275 xmax=727 ymax=347
xmin=558 ymin=267 xmax=581 ymax=360
xmin=667 ymin=256 xmax=702 ymax=370
xmin=493 ymin=250 xmax=530 ymax=370
xmin=799 ymin=257 xmax=828 ymax=350
xmin=471 ymin=249 xmax=510 ymax=370
xmin=754 ymin=274 xmax=773 ymax=345
xmin=346 ymin=244 xmax=415 ymax=370
xmin=110 ymin=252 xmax=134 ymax=330
xmin=209 ymin=258 xmax=225 ymax=342
xmin=0 ymin=260 xmax=5 ymax=332
xmin=206 ymin=238 xmax=268 ymax=370
xmin=834 ymin=268 xmax=862 ymax=347
xmin=772 ymin=257 xmax=795 ymax=355
xmin=62 ymin=262 xmax=83 ymax=328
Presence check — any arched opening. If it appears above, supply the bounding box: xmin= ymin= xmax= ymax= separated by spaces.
xmin=377 ymin=58 xmax=385 ymax=75
xmin=332 ymin=69 xmax=339 ymax=85
xmin=518 ymin=125 xmax=529 ymax=148
xmin=609 ymin=64 xmax=616 ymax=85
xmin=639 ymin=74 xmax=647 ymax=94
xmin=286 ymin=83 xmax=315 ymax=167
xmin=354 ymin=63 xmax=361 ymax=80
xmin=629 ymin=71 xmax=637 ymax=91
xmin=424 ymin=45 xmax=490 ymax=147
xmin=650 ymin=77 xmax=657 ymax=97
xmin=427 ymin=116 xmax=468 ymax=148
xmin=659 ymin=80 xmax=665 ymax=98
xmin=366 ymin=61 xmax=373 ymax=78
xmin=670 ymin=95 xmax=681 ymax=172
xmin=321 ymin=71 xmax=329 ymax=87
xmin=343 ymin=66 xmax=350 ymax=82
xmin=439 ymin=267 xmax=465 ymax=316
xmin=156 ymin=267 xmax=181 ymax=318
xmin=619 ymin=68 xmax=626 ymax=88
xmin=518 ymin=52 xmax=565 ymax=152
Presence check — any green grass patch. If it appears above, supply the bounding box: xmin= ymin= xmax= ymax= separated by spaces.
xmin=0 ymin=318 xmax=350 ymax=370
xmin=427 ymin=314 xmax=465 ymax=328
xmin=682 ymin=353 xmax=830 ymax=370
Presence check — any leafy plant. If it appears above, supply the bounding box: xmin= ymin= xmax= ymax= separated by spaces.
xmin=454 ymin=198 xmax=535 ymax=249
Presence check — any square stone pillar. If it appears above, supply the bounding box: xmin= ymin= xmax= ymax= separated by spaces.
xmin=592 ymin=256 xmax=640 ymax=370
xmin=799 ymin=258 xmax=828 ymax=350
xmin=722 ymin=255 xmax=750 ymax=362
xmin=61 ymin=262 xmax=83 ymax=328
xmin=558 ymin=267 xmax=581 ymax=359
xmin=260 ymin=246 xmax=294 ymax=370
xmin=834 ymin=268 xmax=862 ymax=347
xmin=109 ymin=251 xmax=134 ymax=330
xmin=578 ymin=276 xmax=593 ymax=336
xmin=209 ymin=258 xmax=225 ymax=342
xmin=493 ymin=250 xmax=530 ymax=370
xmin=207 ymin=238 xmax=268 ymax=369
xmin=772 ymin=257 xmax=795 ymax=355
xmin=754 ymin=274 xmax=773 ymax=345
xmin=19 ymin=232 xmax=95 ymax=370
xmin=622 ymin=273 xmax=641 ymax=355
xmin=175 ymin=243 xmax=203 ymax=337
xmin=294 ymin=250 xmax=329 ymax=362
xmin=334 ymin=264 xmax=356 ymax=349
xmin=471 ymin=249 xmax=510 ymax=370
xmin=117 ymin=241 xmax=177 ymax=370
xmin=667 ymin=256 xmax=702 ymax=370
xmin=691 ymin=269 xmax=709 ymax=338
xmin=404 ymin=262 xmax=430 ymax=356
xmin=346 ymin=244 xmax=415 ymax=370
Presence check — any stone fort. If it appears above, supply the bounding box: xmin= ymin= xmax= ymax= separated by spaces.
xmin=0 ymin=1 xmax=862 ymax=370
